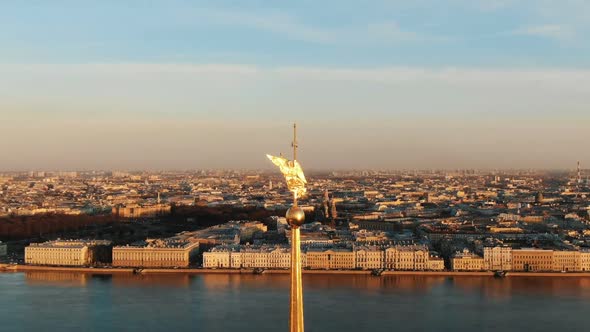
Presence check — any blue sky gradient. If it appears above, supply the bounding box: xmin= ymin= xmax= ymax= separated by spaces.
xmin=1 ymin=1 xmax=589 ymax=170
xmin=2 ymin=0 xmax=589 ymax=66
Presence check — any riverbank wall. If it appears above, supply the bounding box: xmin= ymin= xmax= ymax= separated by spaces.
xmin=505 ymin=272 xmax=590 ymax=278
xmin=11 ymin=265 xmax=135 ymax=274
xmin=5 ymin=265 xmax=590 ymax=278
xmin=382 ymin=271 xmax=495 ymax=277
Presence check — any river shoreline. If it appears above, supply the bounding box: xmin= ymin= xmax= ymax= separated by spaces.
xmin=3 ymin=264 xmax=590 ymax=277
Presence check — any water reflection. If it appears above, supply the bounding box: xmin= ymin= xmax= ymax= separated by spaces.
xmin=23 ymin=271 xmax=191 ymax=288
xmin=25 ymin=271 xmax=89 ymax=287
xmin=447 ymin=277 xmax=590 ymax=299
xmin=7 ymin=272 xmax=590 ymax=332
xmin=20 ymin=272 xmax=590 ymax=299
xmin=111 ymin=274 xmax=191 ymax=288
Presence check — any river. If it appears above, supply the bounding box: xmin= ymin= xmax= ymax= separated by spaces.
xmin=1 ymin=272 xmax=590 ymax=331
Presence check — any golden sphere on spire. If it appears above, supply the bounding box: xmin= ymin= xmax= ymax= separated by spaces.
xmin=286 ymin=206 xmax=305 ymax=227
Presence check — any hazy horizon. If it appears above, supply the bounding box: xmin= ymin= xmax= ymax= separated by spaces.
xmin=1 ymin=2 xmax=589 ymax=170
xmin=0 ymin=166 xmax=585 ymax=174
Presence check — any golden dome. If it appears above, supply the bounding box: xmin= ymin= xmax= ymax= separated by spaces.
xmin=286 ymin=206 xmax=305 ymax=227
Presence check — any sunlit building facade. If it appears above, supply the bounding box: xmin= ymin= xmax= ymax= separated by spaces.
xmin=426 ymin=256 xmax=445 ymax=271
xmin=451 ymin=250 xmax=484 ymax=271
xmin=25 ymin=240 xmax=112 ymax=266
xmin=355 ymin=247 xmax=384 ymax=270
xmin=483 ymin=246 xmax=512 ymax=271
xmin=305 ymin=248 xmax=355 ymax=270
xmin=552 ymin=250 xmax=580 ymax=272
xmin=511 ymin=248 xmax=553 ymax=272
xmin=112 ymin=240 xmax=199 ymax=268
xmin=385 ymin=245 xmax=429 ymax=270
xmin=580 ymin=251 xmax=590 ymax=272
xmin=203 ymin=246 xmax=291 ymax=269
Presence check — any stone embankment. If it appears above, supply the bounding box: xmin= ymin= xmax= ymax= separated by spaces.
xmin=11 ymin=265 xmax=134 ymax=274
xmin=4 ymin=265 xmax=590 ymax=278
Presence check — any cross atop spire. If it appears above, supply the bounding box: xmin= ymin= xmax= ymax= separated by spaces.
xmin=292 ymin=123 xmax=298 ymax=162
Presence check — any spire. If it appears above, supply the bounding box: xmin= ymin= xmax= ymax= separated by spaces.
xmin=292 ymin=123 xmax=298 ymax=162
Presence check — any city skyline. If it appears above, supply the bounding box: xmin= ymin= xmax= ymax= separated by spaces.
xmin=1 ymin=1 xmax=589 ymax=170
xmin=2 ymin=3 xmax=590 ymax=331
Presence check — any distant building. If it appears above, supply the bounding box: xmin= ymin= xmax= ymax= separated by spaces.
xmin=580 ymin=250 xmax=590 ymax=272
xmin=203 ymin=247 xmax=234 ymax=268
xmin=512 ymin=248 xmax=553 ymax=272
xmin=535 ymin=192 xmax=544 ymax=204
xmin=288 ymin=229 xmax=333 ymax=248
xmin=451 ymin=249 xmax=484 ymax=271
xmin=305 ymin=248 xmax=355 ymax=270
xmin=0 ymin=241 xmax=7 ymax=257
xmin=483 ymin=246 xmax=512 ymax=271
xmin=552 ymin=250 xmax=579 ymax=272
xmin=112 ymin=239 xmax=199 ymax=268
xmin=203 ymin=245 xmax=292 ymax=269
xmin=243 ymin=247 xmax=291 ymax=269
xmin=427 ymin=255 xmax=445 ymax=271
xmin=355 ymin=246 xmax=384 ymax=270
xmin=385 ymin=245 xmax=429 ymax=271
xmin=203 ymin=243 xmax=445 ymax=271
xmin=112 ymin=203 xmax=171 ymax=219
xmin=275 ymin=217 xmax=288 ymax=234
xmin=350 ymin=220 xmax=398 ymax=232
xmin=25 ymin=240 xmax=112 ymax=266
xmin=185 ymin=223 xmax=241 ymax=247
xmin=353 ymin=229 xmax=388 ymax=242
xmin=483 ymin=246 xmax=590 ymax=272
xmin=239 ymin=221 xmax=268 ymax=244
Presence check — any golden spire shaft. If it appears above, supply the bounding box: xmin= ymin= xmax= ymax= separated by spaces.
xmin=289 ymin=122 xmax=304 ymax=332
xmin=290 ymin=226 xmax=304 ymax=332
xmin=292 ymin=123 xmax=298 ymax=207
xmin=266 ymin=123 xmax=306 ymax=332
xmin=293 ymin=123 xmax=297 ymax=163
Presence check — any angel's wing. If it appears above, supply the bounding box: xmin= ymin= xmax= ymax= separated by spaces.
xmin=266 ymin=154 xmax=289 ymax=169
xmin=293 ymin=160 xmax=307 ymax=184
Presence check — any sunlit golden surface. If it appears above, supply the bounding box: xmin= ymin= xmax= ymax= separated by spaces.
xmin=286 ymin=206 xmax=306 ymax=227
xmin=266 ymin=154 xmax=307 ymax=198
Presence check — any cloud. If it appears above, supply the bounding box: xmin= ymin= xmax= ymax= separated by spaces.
xmin=184 ymin=8 xmax=426 ymax=45
xmin=512 ymin=24 xmax=575 ymax=41
xmin=0 ymin=63 xmax=259 ymax=75
xmin=271 ymin=65 xmax=590 ymax=85
xmin=471 ymin=0 xmax=517 ymax=12
xmin=365 ymin=22 xmax=419 ymax=42
xmin=194 ymin=9 xmax=337 ymax=44
xmin=4 ymin=63 xmax=589 ymax=82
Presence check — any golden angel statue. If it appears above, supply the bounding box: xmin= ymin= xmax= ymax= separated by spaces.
xmin=266 ymin=154 xmax=307 ymax=198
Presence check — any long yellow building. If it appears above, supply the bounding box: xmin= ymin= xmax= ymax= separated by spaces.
xmin=203 ymin=246 xmax=292 ymax=269
xmin=484 ymin=247 xmax=590 ymax=272
xmin=203 ymin=244 xmax=445 ymax=271
xmin=512 ymin=248 xmax=553 ymax=272
xmin=385 ymin=245 xmax=429 ymax=270
xmin=25 ymin=240 xmax=112 ymax=266
xmin=113 ymin=239 xmax=199 ymax=268
xmin=306 ymin=248 xmax=356 ymax=270
xmin=355 ymin=246 xmax=385 ymax=270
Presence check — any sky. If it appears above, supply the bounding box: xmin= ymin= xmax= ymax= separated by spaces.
xmin=0 ymin=0 xmax=589 ymax=171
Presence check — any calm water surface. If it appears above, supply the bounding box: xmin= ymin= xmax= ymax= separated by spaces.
xmin=2 ymin=272 xmax=590 ymax=331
